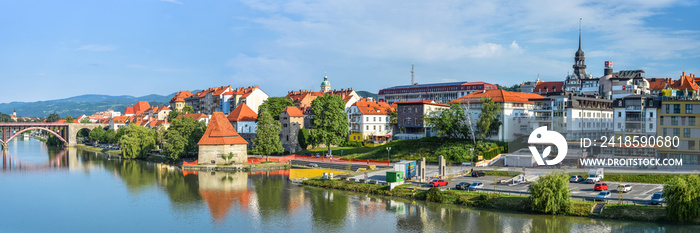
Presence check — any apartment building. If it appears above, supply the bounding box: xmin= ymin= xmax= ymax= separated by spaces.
xmin=530 ymin=94 xmax=613 ymax=141
xmin=606 ymin=95 xmax=659 ymax=157
xmin=378 ymin=81 xmax=497 ymax=105
xmin=347 ymin=99 xmax=394 ymax=143
xmin=394 ymin=100 xmax=449 ymax=140
xmin=657 ymin=98 xmax=700 ymax=164
xmin=450 ymin=89 xmax=544 ymax=142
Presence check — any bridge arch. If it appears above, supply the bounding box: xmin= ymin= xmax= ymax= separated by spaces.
xmin=4 ymin=127 xmax=68 ymax=145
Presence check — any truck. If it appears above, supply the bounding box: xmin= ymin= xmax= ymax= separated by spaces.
xmin=585 ymin=168 xmax=604 ymax=184
xmin=394 ymin=160 xmax=416 ymax=180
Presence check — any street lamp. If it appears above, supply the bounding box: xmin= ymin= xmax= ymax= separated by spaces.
xmin=386 ymin=147 xmax=392 ymax=161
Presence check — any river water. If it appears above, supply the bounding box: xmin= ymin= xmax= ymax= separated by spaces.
xmin=0 ymin=138 xmax=696 ymax=232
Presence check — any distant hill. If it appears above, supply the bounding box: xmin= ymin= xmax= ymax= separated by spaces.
xmin=357 ymin=91 xmax=378 ymax=100
xmin=0 ymin=93 xmax=177 ymax=118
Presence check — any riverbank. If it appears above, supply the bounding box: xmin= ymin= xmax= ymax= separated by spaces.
xmin=75 ymin=144 xmax=121 ymax=156
xmin=302 ymin=179 xmax=676 ymax=223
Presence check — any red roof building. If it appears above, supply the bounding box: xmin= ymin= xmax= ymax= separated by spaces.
xmin=227 ymin=103 xmax=258 ymax=122
xmin=281 ymin=106 xmax=304 ymax=117
xmin=197 ymin=112 xmax=249 ymax=165
xmin=533 ymin=81 xmax=565 ymax=95
xmin=449 ymin=89 xmax=545 ymax=104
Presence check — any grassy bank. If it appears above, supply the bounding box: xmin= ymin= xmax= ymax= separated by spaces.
xmin=75 ymin=144 xmax=121 ymax=156
xmin=568 ymin=172 xmax=697 ymax=184
xmin=299 ymin=137 xmax=505 ymax=162
xmin=302 ymin=179 xmax=674 ymax=223
xmin=33 ymin=136 xmax=47 ymax=142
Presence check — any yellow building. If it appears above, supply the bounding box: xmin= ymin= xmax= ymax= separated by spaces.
xmin=348 ymin=132 xmax=363 ymax=142
xmin=657 ymin=99 xmax=700 ymax=164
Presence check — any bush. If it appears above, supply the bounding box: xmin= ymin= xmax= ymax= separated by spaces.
xmin=342 ymin=141 xmax=363 ymax=147
xmin=426 ymin=187 xmax=443 ymax=202
xmin=663 ymin=174 xmax=700 ymax=222
xmin=528 ymin=171 xmax=571 ymax=214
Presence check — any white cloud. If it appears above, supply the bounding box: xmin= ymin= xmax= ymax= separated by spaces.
xmin=160 ymin=0 xmax=183 ymax=4
xmin=75 ymin=44 xmax=117 ymax=52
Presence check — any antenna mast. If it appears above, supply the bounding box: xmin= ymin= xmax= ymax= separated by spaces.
xmin=411 ymin=63 xmax=415 ymax=85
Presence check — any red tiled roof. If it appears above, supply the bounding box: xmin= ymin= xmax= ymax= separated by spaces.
xmin=669 ymin=72 xmax=700 ymax=91
xmin=533 ymin=81 xmax=564 ymax=94
xmin=124 ymin=106 xmax=135 ymax=115
xmin=198 ymin=112 xmax=248 ymax=145
xmin=176 ymin=113 xmax=208 ymax=122
xmin=352 ymin=100 xmax=394 ymax=115
xmin=647 ymin=78 xmax=671 ymax=90
xmin=449 ymin=89 xmax=544 ymax=104
xmin=133 ymin=101 xmax=151 ymax=115
xmin=282 ymin=106 xmax=304 ymax=117
xmin=56 ymin=119 xmax=79 ymax=123
xmin=111 ymin=116 xmax=129 ymax=123
xmin=227 ymin=103 xmax=258 ymax=122
xmin=170 ymin=90 xmax=193 ymax=103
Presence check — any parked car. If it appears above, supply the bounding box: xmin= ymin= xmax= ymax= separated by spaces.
xmin=596 ymin=191 xmax=611 ymax=201
xmin=471 ymin=171 xmax=486 ymax=177
xmin=455 ymin=182 xmax=471 ymax=190
xmin=594 ymin=182 xmax=608 ymax=191
xmin=308 ymin=163 xmax=319 ymax=168
xmin=429 ymin=179 xmax=448 ymax=187
xmin=617 ymin=184 xmax=632 ymax=193
xmin=569 ymin=175 xmax=584 ymax=183
xmin=651 ymin=192 xmax=665 ymax=205
xmin=585 ymin=176 xmax=601 ymax=184
xmin=468 ymin=182 xmax=484 ymax=190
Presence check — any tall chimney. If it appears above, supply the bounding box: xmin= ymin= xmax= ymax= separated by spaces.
xmin=604 ymin=61 xmax=613 ymax=76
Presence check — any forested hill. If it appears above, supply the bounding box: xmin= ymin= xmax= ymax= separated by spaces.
xmin=0 ymin=93 xmax=175 ymax=118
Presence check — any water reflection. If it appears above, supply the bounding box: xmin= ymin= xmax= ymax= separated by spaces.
xmin=3 ymin=139 xmax=699 ymax=232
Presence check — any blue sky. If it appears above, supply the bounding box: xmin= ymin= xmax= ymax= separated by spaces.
xmin=1 ymin=0 xmax=699 ymax=104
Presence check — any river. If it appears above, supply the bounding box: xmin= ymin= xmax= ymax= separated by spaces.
xmin=0 ymin=138 xmax=696 ymax=232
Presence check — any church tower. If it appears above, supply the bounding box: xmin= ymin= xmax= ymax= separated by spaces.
xmin=572 ymin=19 xmax=587 ymax=79
xmin=320 ymin=72 xmax=331 ymax=93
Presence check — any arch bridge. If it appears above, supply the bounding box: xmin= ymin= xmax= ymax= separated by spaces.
xmin=0 ymin=123 xmax=108 ymax=149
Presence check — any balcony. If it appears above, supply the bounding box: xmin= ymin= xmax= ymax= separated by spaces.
xmin=533 ymin=106 xmax=552 ymax=111
xmin=625 ymin=106 xmax=642 ymax=111
xmin=624 ymin=118 xmax=644 ymax=122
xmin=623 ymin=128 xmax=645 ymax=133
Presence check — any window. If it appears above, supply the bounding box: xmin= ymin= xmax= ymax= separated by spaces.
xmin=666 ymin=104 xmax=670 ymax=113
xmin=373 ymin=117 xmax=376 ymax=122
xmin=660 ymin=116 xmax=664 ymax=125
xmin=672 ymin=116 xmax=678 ymax=126
xmin=674 ymin=104 xmax=681 ymax=114
xmin=286 ymin=135 xmax=289 ymax=141
xmin=649 ymin=112 xmax=653 ymax=118
xmin=687 ymin=104 xmax=693 ymax=114
xmin=688 ymin=141 xmax=696 ymax=150
xmin=283 ymin=123 xmax=288 ymax=127
xmin=618 ymin=112 xmax=621 ymax=117
xmin=366 ymin=125 xmax=369 ymax=130
xmin=618 ymin=123 xmax=621 ymax=128
xmin=684 ymin=128 xmax=691 ymax=138
xmin=649 ymin=123 xmax=653 ymax=130
xmin=366 ymin=117 xmax=369 ymax=122
xmin=373 ymin=125 xmax=376 ymax=130
xmin=663 ymin=129 xmax=667 ymax=137
xmin=690 ymin=116 xmax=696 ymax=126
xmin=673 ymin=128 xmax=680 ymax=136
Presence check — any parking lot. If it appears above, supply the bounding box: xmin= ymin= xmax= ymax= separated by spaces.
xmin=424 ymin=174 xmax=663 ymax=203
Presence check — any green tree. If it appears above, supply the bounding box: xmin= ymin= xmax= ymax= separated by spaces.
xmin=663 ymin=174 xmax=700 ymax=222
xmin=65 ymin=116 xmax=74 ymax=123
xmin=164 ymin=131 xmax=187 ymax=160
xmin=423 ymin=104 xmax=471 ymax=139
xmin=80 ymin=117 xmax=92 ymax=123
xmin=89 ymin=126 xmax=104 ymax=143
xmin=46 ymin=113 xmax=61 ymax=122
xmin=182 ymin=105 xmax=194 ymax=114
xmin=297 ymin=128 xmax=311 ymax=150
xmin=167 ymin=110 xmax=182 ymax=122
xmin=118 ymin=124 xmax=156 ymax=159
xmin=164 ymin=116 xmax=206 ymax=159
xmin=310 ymin=94 xmax=349 ymax=155
xmin=258 ymin=97 xmax=294 ymax=121
xmin=528 ymin=171 xmax=571 ymax=214
xmin=477 ymin=97 xmax=501 ymax=140
xmin=103 ymin=129 xmax=116 ymax=144
xmin=252 ymin=109 xmax=284 ymax=158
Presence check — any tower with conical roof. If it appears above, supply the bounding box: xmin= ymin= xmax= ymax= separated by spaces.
xmin=573 ymin=18 xmax=587 ymax=79
xmin=320 ymin=72 xmax=331 ymax=92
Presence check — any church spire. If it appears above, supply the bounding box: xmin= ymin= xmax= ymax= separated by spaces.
xmin=573 ymin=18 xmax=587 ymax=79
